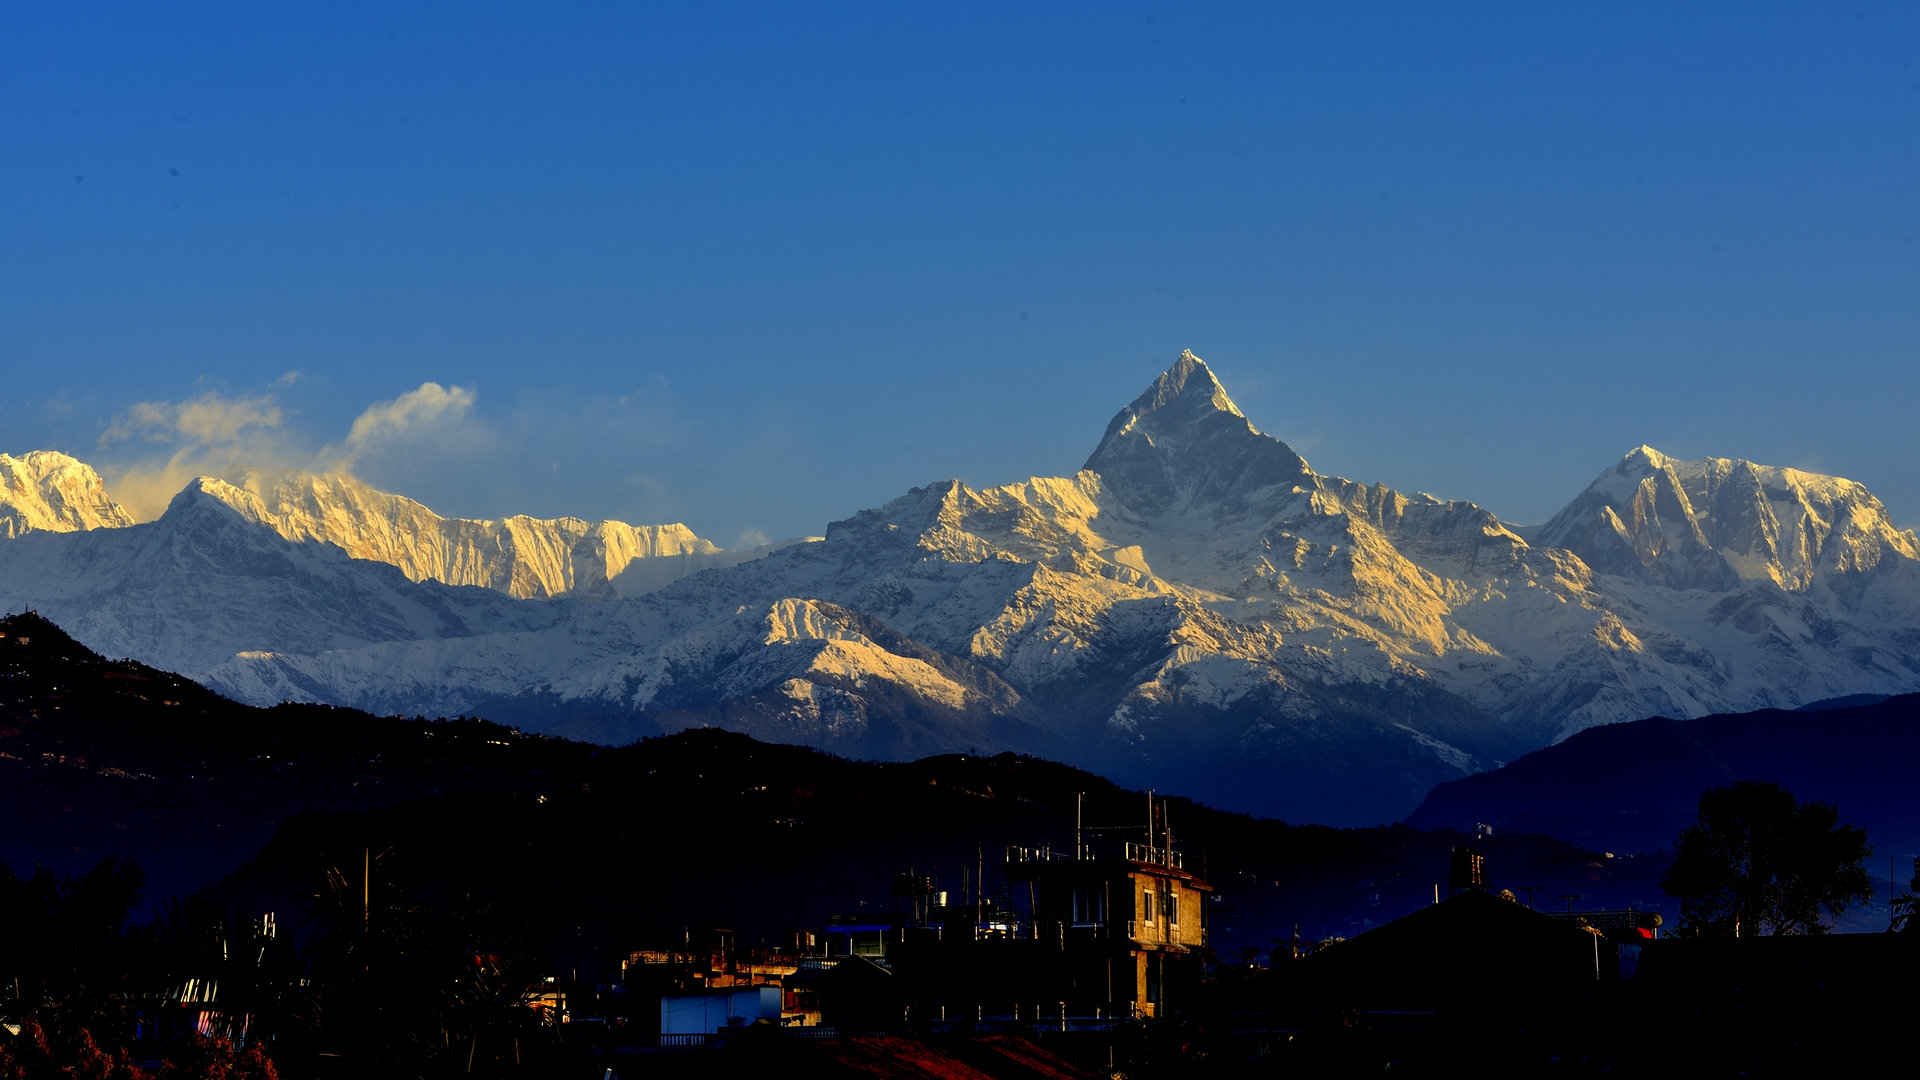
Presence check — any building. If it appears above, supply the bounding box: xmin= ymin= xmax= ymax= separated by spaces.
xmin=658 ymin=986 xmax=783 ymax=1037
xmin=831 ymin=797 xmax=1217 ymax=1028
xmin=998 ymin=834 xmax=1213 ymax=1019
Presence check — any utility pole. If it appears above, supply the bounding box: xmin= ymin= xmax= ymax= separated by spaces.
xmin=977 ymin=844 xmax=984 ymax=929
xmin=1146 ymin=789 xmax=1155 ymax=862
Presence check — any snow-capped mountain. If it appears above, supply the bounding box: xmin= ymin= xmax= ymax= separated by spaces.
xmin=0 ymin=477 xmax=561 ymax=676
xmin=197 ymin=472 xmax=730 ymax=598
xmin=0 ymin=451 xmax=134 ymax=537
xmin=0 ymin=458 xmax=773 ymax=600
xmin=1537 ymin=445 xmax=1920 ymax=593
xmin=5 ymin=351 xmax=1917 ymax=824
xmin=189 ymin=351 xmax=1920 ymax=819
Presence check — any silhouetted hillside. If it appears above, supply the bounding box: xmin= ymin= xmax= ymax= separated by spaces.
xmin=0 ymin=610 xmax=588 ymax=904
xmin=1407 ymin=693 xmax=1920 ymax=873
xmin=1 ymin=611 xmax=1664 ymax=954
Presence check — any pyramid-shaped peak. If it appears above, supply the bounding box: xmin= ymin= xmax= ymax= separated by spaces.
xmin=1083 ymin=350 xmax=1309 ymax=513
xmin=165 ymin=475 xmax=252 ymax=514
xmin=1088 ymin=350 xmax=1255 ymax=464
xmin=1132 ymin=349 xmax=1246 ymax=422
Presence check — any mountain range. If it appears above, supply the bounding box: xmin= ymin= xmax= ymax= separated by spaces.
xmin=5 ymin=351 xmax=1917 ymax=824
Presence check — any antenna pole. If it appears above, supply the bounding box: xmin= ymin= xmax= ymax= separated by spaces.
xmin=1146 ymin=789 xmax=1155 ymax=862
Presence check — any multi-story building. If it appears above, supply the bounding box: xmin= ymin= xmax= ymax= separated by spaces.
xmin=1000 ymin=836 xmax=1213 ymax=1018
xmin=812 ymin=801 xmax=1218 ymax=1029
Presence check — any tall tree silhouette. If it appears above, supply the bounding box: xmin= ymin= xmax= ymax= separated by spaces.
xmin=1662 ymin=781 xmax=1871 ymax=936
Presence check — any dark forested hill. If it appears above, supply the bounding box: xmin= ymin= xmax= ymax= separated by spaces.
xmin=1 ymin=610 xmax=590 ymax=906
xmin=1407 ymin=693 xmax=1920 ymax=874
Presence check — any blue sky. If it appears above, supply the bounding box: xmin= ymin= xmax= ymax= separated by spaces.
xmin=7 ymin=3 xmax=1918 ymax=541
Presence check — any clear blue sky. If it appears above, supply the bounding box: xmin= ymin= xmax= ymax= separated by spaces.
xmin=8 ymin=3 xmax=1918 ymax=542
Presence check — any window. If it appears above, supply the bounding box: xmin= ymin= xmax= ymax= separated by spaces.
xmin=1071 ymin=886 xmax=1105 ymax=924
xmin=1166 ymin=889 xmax=1179 ymax=927
xmin=1141 ymin=888 xmax=1154 ymax=924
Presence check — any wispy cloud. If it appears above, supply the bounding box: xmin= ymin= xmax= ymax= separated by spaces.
xmin=97 ymin=381 xmax=488 ymax=522
xmin=102 ymin=391 xmax=284 ymax=447
xmin=99 ymin=390 xmax=297 ymax=520
xmin=335 ymin=382 xmax=484 ymax=467
xmin=91 ymin=375 xmax=698 ymax=527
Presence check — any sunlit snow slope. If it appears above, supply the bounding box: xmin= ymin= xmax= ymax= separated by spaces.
xmin=0 ymin=451 xmax=134 ymax=538
xmin=0 ymin=457 xmax=766 ymax=600
xmin=199 ymin=472 xmax=729 ymax=598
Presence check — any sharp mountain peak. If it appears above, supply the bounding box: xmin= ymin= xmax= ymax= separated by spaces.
xmin=1619 ymin=444 xmax=1671 ymax=469
xmin=1093 ymin=349 xmax=1248 ymax=448
xmin=1082 ymin=349 xmax=1312 ymax=513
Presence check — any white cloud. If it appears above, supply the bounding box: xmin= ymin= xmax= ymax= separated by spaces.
xmin=102 ymin=391 xmax=283 ymax=446
xmin=734 ymin=527 xmax=772 ymax=549
xmin=339 ymin=382 xmax=479 ymax=463
xmin=90 ymin=375 xmax=703 ymax=528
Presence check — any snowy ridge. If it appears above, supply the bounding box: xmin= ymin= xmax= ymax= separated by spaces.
xmin=199 ymin=472 xmax=730 ymax=598
xmin=0 ymin=478 xmax=559 ymax=677
xmin=0 ymin=451 xmax=134 ymax=538
xmin=1537 ymin=445 xmax=1920 ymax=592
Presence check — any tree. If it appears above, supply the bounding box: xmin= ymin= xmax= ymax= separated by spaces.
xmin=1662 ymin=781 xmax=1871 ymax=937
xmin=1892 ymin=861 xmax=1920 ymax=934
xmin=0 ymin=858 xmax=146 ymax=1042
